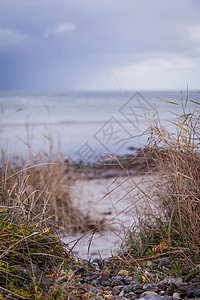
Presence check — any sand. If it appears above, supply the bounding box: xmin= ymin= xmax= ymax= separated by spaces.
xmin=62 ymin=172 xmax=159 ymax=260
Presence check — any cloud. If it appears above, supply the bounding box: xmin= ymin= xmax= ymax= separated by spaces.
xmin=111 ymin=57 xmax=196 ymax=90
xmin=44 ymin=22 xmax=76 ymax=38
xmin=0 ymin=28 xmax=28 ymax=48
xmin=85 ymin=55 xmax=197 ymax=91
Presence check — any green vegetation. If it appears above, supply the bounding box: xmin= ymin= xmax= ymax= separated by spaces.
xmin=0 ymin=208 xmax=75 ymax=299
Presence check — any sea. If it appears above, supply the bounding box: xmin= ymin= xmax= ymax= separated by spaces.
xmin=0 ymin=90 xmax=199 ymax=162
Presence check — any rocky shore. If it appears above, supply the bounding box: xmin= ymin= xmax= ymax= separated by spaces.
xmin=62 ymin=256 xmax=200 ymax=299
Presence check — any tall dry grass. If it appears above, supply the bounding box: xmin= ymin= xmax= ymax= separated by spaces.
xmin=115 ymin=92 xmax=200 ymax=277
xmin=0 ymin=131 xmax=103 ymax=233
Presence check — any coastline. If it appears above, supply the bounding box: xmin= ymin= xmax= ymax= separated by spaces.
xmin=62 ymin=170 xmax=159 ymax=259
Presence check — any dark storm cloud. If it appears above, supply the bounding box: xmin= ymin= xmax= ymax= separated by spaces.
xmin=0 ymin=0 xmax=199 ymax=90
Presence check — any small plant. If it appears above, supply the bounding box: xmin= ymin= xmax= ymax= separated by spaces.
xmin=0 ymin=207 xmax=76 ymax=299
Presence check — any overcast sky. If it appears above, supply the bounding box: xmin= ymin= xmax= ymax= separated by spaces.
xmin=0 ymin=0 xmax=199 ymax=91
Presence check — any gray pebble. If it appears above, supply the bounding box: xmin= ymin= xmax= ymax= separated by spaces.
xmin=172 ymin=292 xmax=181 ymax=300
xmin=111 ymin=276 xmax=126 ymax=287
xmin=101 ymin=280 xmax=110 ymax=287
xmin=124 ymin=276 xmax=134 ymax=284
xmin=187 ymin=288 xmax=200 ymax=298
xmin=127 ymin=292 xmax=137 ymax=300
xmin=159 ymin=291 xmax=166 ymax=296
xmin=143 ymin=283 xmax=156 ymax=290
xmin=140 ymin=296 xmax=171 ymax=300
xmin=140 ymin=291 xmax=158 ymax=297
xmin=169 ymin=278 xmax=183 ymax=287
xmin=112 ymin=286 xmax=121 ymax=296
xmin=123 ymin=285 xmax=134 ymax=293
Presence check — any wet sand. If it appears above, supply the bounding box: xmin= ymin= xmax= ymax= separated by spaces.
xmin=62 ymin=172 xmax=159 ymax=260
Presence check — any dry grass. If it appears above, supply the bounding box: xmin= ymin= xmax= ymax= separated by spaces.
xmin=0 ymin=158 xmax=103 ymax=234
xmin=111 ymin=92 xmax=200 ymax=279
xmin=0 ymin=128 xmax=104 ymax=298
xmin=0 ymin=124 xmax=104 ymax=233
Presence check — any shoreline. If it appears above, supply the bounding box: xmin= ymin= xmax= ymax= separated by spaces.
xmin=62 ymin=171 xmax=159 ymax=260
xmin=66 ymin=148 xmax=158 ymax=180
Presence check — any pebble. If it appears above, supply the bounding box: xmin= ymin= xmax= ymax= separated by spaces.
xmin=140 ymin=296 xmax=170 ymax=300
xmin=169 ymin=278 xmax=183 ymax=287
xmin=124 ymin=275 xmax=134 ymax=284
xmin=111 ymin=276 xmax=126 ymax=287
xmin=172 ymin=292 xmax=181 ymax=300
xmin=143 ymin=283 xmax=156 ymax=290
xmin=128 ymin=292 xmax=137 ymax=299
xmin=123 ymin=285 xmax=134 ymax=293
xmin=187 ymin=288 xmax=200 ymax=298
xmin=140 ymin=291 xmax=158 ymax=297
xmin=112 ymin=286 xmax=121 ymax=295
xmin=101 ymin=280 xmax=110 ymax=287
xmin=68 ymin=258 xmax=200 ymax=299
xmin=100 ymin=272 xmax=110 ymax=281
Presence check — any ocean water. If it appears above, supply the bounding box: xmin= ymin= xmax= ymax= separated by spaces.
xmin=0 ymin=90 xmax=199 ymax=162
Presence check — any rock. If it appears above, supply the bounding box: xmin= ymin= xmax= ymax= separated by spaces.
xmin=86 ymin=274 xmax=99 ymax=283
xmin=156 ymin=279 xmax=169 ymax=289
xmin=119 ymin=290 xmax=125 ymax=297
xmin=187 ymin=288 xmax=200 ymax=298
xmin=101 ymin=280 xmax=110 ymax=287
xmin=140 ymin=296 xmax=170 ymax=300
xmin=172 ymin=292 xmax=181 ymax=300
xmin=140 ymin=291 xmax=158 ymax=297
xmin=130 ymin=279 xmax=140 ymax=285
xmin=120 ymin=278 xmax=127 ymax=284
xmin=91 ymin=277 xmax=101 ymax=286
xmin=133 ymin=283 xmax=144 ymax=290
xmin=128 ymin=292 xmax=137 ymax=299
xmin=100 ymin=272 xmax=110 ymax=281
xmin=177 ymin=284 xmax=195 ymax=295
xmin=93 ymin=258 xmax=103 ymax=266
xmin=110 ymin=276 xmax=126 ymax=287
xmin=124 ymin=276 xmax=134 ymax=284
xmin=169 ymin=278 xmax=183 ymax=287
xmin=112 ymin=287 xmax=121 ymax=295
xmin=159 ymin=291 xmax=166 ymax=296
xmin=134 ymin=289 xmax=145 ymax=295
xmin=143 ymin=283 xmax=156 ymax=290
xmin=123 ymin=285 xmax=134 ymax=293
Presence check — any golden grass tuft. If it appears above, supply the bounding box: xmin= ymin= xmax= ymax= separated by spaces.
xmin=112 ymin=92 xmax=200 ymax=278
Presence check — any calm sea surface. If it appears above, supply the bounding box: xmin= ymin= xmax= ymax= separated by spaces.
xmin=0 ymin=90 xmax=199 ymax=161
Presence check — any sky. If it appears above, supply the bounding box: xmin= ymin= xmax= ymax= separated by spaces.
xmin=0 ymin=0 xmax=199 ymax=91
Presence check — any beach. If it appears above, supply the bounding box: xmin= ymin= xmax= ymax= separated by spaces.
xmin=62 ymin=168 xmax=159 ymax=259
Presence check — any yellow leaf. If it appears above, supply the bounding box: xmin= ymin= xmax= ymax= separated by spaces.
xmin=42 ymin=228 xmax=50 ymax=234
xmin=118 ymin=270 xmax=129 ymax=276
xmin=141 ymin=276 xmax=146 ymax=283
